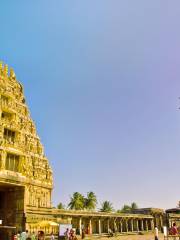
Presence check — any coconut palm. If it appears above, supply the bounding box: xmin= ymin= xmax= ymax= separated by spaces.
xmin=68 ymin=192 xmax=85 ymax=210
xmin=84 ymin=191 xmax=97 ymax=210
xmin=100 ymin=201 xmax=114 ymax=212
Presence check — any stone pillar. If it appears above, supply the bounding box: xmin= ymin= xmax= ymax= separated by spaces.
xmin=107 ymin=218 xmax=110 ymax=233
xmin=169 ymin=220 xmax=172 ymax=228
xmin=131 ymin=219 xmax=134 ymax=232
xmin=79 ymin=217 xmax=82 ymax=235
xmin=98 ymin=219 xmax=101 ymax=234
xmin=136 ymin=219 xmax=139 ymax=232
xmin=120 ymin=220 xmax=123 ymax=233
xmin=114 ymin=218 xmax=117 ymax=232
xmin=141 ymin=220 xmax=144 ymax=231
xmin=0 ymin=150 xmax=6 ymax=170
xmin=151 ymin=219 xmax=154 ymax=230
xmin=126 ymin=219 xmax=128 ymax=232
xmin=145 ymin=220 xmax=148 ymax=231
xmin=89 ymin=218 xmax=92 ymax=235
xmin=170 ymin=220 xmax=173 ymax=228
xmin=160 ymin=216 xmax=163 ymax=230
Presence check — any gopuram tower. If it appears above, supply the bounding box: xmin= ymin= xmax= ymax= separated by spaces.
xmin=0 ymin=62 xmax=53 ymax=230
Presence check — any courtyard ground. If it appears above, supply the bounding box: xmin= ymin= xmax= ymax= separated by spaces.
xmin=101 ymin=233 xmax=163 ymax=240
xmin=82 ymin=233 xmax=164 ymax=240
xmin=52 ymin=233 xmax=165 ymax=240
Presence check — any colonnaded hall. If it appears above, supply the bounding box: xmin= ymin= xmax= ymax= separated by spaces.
xmin=0 ymin=62 xmax=179 ymax=237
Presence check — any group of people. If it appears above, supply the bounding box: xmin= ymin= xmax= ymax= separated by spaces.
xmin=154 ymin=222 xmax=179 ymax=240
xmin=64 ymin=228 xmax=78 ymax=240
xmin=12 ymin=230 xmax=55 ymax=240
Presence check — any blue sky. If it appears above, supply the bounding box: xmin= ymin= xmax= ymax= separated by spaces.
xmin=1 ymin=1 xmax=180 ymax=209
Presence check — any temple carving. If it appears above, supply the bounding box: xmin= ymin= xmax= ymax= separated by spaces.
xmin=0 ymin=62 xmax=53 ymax=230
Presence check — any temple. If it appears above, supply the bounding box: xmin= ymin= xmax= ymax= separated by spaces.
xmin=0 ymin=62 xmax=53 ymax=231
xmin=0 ymin=62 xmax=179 ymax=238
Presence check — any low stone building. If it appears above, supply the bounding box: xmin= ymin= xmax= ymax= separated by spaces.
xmin=132 ymin=208 xmax=164 ymax=230
xmin=53 ymin=209 xmax=154 ymax=235
xmin=25 ymin=208 xmax=155 ymax=236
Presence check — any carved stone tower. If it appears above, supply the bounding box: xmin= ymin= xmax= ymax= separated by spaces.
xmin=0 ymin=62 xmax=53 ymax=230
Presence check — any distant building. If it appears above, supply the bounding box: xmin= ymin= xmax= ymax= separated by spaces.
xmin=132 ymin=208 xmax=164 ymax=229
xmin=166 ymin=208 xmax=180 ymax=227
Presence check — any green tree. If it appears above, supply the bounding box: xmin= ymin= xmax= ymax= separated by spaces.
xmin=120 ymin=204 xmax=131 ymax=213
xmin=131 ymin=202 xmax=138 ymax=210
xmin=68 ymin=192 xmax=85 ymax=210
xmin=57 ymin=202 xmax=65 ymax=209
xmin=120 ymin=202 xmax=138 ymax=213
xmin=100 ymin=201 xmax=114 ymax=212
xmin=84 ymin=191 xmax=97 ymax=210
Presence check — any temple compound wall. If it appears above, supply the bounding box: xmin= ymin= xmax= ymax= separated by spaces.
xmin=0 ymin=62 xmax=170 ymax=237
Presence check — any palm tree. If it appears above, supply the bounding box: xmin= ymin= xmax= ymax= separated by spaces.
xmin=120 ymin=204 xmax=131 ymax=213
xmin=100 ymin=201 xmax=114 ymax=212
xmin=131 ymin=202 xmax=138 ymax=210
xmin=57 ymin=202 xmax=65 ymax=209
xmin=68 ymin=192 xmax=85 ymax=210
xmin=84 ymin=191 xmax=97 ymax=210
xmin=120 ymin=202 xmax=138 ymax=213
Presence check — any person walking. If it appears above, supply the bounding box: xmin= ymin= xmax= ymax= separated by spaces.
xmin=154 ymin=226 xmax=159 ymax=240
xmin=16 ymin=231 xmax=21 ymax=240
xmin=20 ymin=231 xmax=26 ymax=240
xmin=64 ymin=228 xmax=69 ymax=240
xmin=50 ymin=232 xmax=55 ymax=240
xmin=81 ymin=228 xmax=85 ymax=239
xmin=31 ymin=232 xmax=36 ymax=240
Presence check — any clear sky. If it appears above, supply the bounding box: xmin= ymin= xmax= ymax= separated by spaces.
xmin=1 ymin=1 xmax=180 ymax=210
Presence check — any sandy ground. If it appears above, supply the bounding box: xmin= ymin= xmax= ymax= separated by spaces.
xmin=106 ymin=233 xmax=163 ymax=240
xmin=83 ymin=233 xmax=164 ymax=240
xmin=52 ymin=233 xmax=164 ymax=240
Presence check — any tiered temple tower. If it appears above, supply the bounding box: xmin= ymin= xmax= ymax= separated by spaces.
xmin=0 ymin=62 xmax=53 ymax=230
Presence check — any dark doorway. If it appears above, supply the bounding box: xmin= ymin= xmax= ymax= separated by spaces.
xmin=0 ymin=191 xmax=6 ymax=224
xmin=0 ymin=183 xmax=25 ymax=230
xmin=0 ymin=191 xmax=5 ymax=208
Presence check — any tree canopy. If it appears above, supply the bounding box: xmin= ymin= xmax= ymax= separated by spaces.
xmin=84 ymin=191 xmax=97 ymax=210
xmin=68 ymin=192 xmax=85 ymax=210
xmin=57 ymin=202 xmax=65 ymax=209
xmin=100 ymin=201 xmax=114 ymax=212
xmin=68 ymin=191 xmax=97 ymax=210
xmin=67 ymin=192 xmax=138 ymax=213
xmin=131 ymin=202 xmax=138 ymax=210
xmin=118 ymin=202 xmax=138 ymax=213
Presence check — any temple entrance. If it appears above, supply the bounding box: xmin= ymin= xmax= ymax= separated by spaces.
xmin=0 ymin=191 xmax=5 ymax=209
xmin=0 ymin=226 xmax=16 ymax=240
xmin=0 ymin=182 xmax=25 ymax=239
